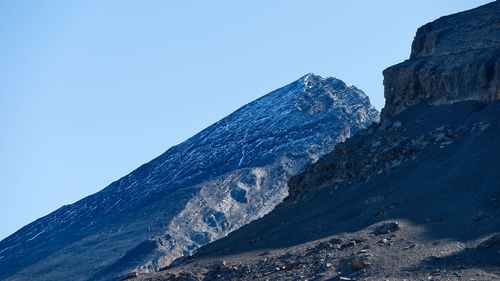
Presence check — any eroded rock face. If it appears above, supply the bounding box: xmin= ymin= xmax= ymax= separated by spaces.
xmin=382 ymin=1 xmax=500 ymax=117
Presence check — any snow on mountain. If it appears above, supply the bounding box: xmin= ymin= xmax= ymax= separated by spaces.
xmin=0 ymin=73 xmax=378 ymax=281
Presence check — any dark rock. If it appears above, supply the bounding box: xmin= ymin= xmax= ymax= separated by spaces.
xmin=382 ymin=1 xmax=500 ymax=117
xmin=337 ymin=142 xmax=356 ymax=155
xmin=344 ymin=241 xmax=357 ymax=248
xmin=374 ymin=222 xmax=399 ymax=235
xmin=352 ymin=259 xmax=364 ymax=270
xmin=377 ymin=147 xmax=399 ymax=161
xmin=329 ymin=238 xmax=343 ymax=245
xmin=121 ymin=272 xmax=138 ymax=280
xmin=435 ymin=132 xmax=447 ymax=142
xmin=480 ymin=234 xmax=500 ymax=248
xmin=423 ymin=256 xmax=440 ymax=263
xmin=474 ymin=211 xmax=491 ymax=221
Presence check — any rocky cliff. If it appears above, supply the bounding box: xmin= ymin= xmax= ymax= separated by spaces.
xmin=382 ymin=1 xmax=500 ymax=117
xmin=0 ymin=73 xmax=378 ymax=281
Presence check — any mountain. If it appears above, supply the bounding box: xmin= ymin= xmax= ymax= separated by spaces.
xmin=133 ymin=2 xmax=500 ymax=280
xmin=0 ymin=73 xmax=378 ymax=281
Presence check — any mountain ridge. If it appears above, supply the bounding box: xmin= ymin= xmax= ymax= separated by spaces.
xmin=1 ymin=73 xmax=378 ymax=281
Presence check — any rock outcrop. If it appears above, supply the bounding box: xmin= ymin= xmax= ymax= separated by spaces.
xmin=382 ymin=1 xmax=500 ymax=117
xmin=0 ymin=74 xmax=378 ymax=281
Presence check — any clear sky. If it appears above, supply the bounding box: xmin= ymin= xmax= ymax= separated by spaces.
xmin=0 ymin=0 xmax=492 ymax=240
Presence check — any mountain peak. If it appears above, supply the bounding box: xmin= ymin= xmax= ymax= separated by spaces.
xmin=302 ymin=72 xmax=320 ymax=80
xmin=0 ymin=73 xmax=379 ymax=281
xmin=290 ymin=74 xmax=376 ymax=118
xmin=300 ymin=73 xmax=357 ymax=91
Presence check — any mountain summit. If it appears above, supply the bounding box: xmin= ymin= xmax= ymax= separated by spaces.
xmin=0 ymin=74 xmax=378 ymax=281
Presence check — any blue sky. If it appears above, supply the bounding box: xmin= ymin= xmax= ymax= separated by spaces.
xmin=0 ymin=0 xmax=491 ymax=240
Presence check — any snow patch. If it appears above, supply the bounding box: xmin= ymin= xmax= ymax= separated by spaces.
xmin=27 ymin=230 xmax=45 ymax=241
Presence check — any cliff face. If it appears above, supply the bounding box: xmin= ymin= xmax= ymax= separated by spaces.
xmin=382 ymin=1 xmax=500 ymax=117
xmin=1 ymin=74 xmax=378 ymax=281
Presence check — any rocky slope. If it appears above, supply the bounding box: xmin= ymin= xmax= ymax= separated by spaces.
xmin=132 ymin=101 xmax=500 ymax=281
xmin=131 ymin=2 xmax=500 ymax=280
xmin=0 ymin=74 xmax=378 ymax=281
